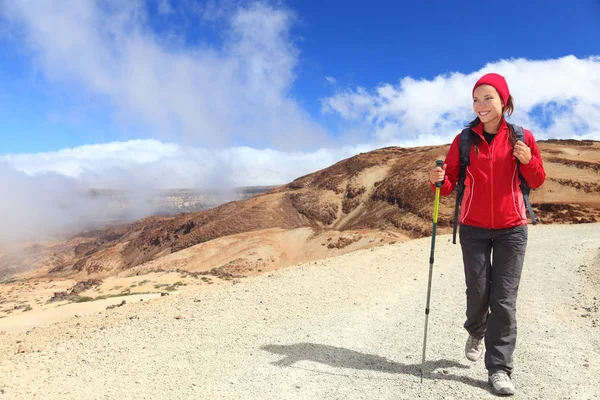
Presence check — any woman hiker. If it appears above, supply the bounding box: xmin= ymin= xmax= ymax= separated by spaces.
xmin=428 ymin=73 xmax=546 ymax=395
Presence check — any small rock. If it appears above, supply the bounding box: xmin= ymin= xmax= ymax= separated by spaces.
xmin=583 ymin=363 xmax=590 ymax=367
xmin=174 ymin=315 xmax=185 ymax=320
xmin=161 ymin=293 xmax=169 ymax=297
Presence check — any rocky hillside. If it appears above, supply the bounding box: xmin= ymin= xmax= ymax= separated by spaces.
xmin=2 ymin=139 xmax=599 ymax=281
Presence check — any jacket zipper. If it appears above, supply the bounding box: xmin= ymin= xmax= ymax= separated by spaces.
xmin=489 ymin=138 xmax=495 ymax=229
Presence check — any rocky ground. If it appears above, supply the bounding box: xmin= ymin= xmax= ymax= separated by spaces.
xmin=1 ymin=223 xmax=598 ymax=399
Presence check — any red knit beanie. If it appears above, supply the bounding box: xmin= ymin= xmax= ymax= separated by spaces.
xmin=472 ymin=73 xmax=510 ymax=106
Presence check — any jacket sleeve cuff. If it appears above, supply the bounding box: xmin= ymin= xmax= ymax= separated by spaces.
xmin=520 ymin=156 xmax=541 ymax=174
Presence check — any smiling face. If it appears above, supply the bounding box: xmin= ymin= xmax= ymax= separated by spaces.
xmin=473 ymin=84 xmax=504 ymax=129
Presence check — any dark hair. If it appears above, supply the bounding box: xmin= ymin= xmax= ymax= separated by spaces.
xmin=465 ymin=94 xmax=515 ymax=153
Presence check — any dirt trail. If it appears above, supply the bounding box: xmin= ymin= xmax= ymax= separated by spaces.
xmin=0 ymin=223 xmax=599 ymax=399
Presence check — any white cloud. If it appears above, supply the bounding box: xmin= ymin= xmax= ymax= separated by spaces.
xmin=0 ymin=0 xmax=330 ymax=150
xmin=325 ymin=76 xmax=337 ymax=85
xmin=322 ymin=56 xmax=600 ymax=144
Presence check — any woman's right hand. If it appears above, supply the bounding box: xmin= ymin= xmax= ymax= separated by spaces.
xmin=429 ymin=162 xmax=447 ymax=185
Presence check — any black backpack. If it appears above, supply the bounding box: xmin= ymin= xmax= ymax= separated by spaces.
xmin=452 ymin=124 xmax=537 ymax=244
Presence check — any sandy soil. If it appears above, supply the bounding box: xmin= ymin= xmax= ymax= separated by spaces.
xmin=0 ymin=223 xmax=598 ymax=399
xmin=0 ymin=227 xmax=406 ymax=328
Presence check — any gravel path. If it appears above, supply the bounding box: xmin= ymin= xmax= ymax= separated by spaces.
xmin=1 ymin=223 xmax=599 ymax=399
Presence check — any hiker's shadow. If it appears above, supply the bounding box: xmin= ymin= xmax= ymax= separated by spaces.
xmin=261 ymin=343 xmax=488 ymax=391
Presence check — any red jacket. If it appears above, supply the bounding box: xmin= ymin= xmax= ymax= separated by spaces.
xmin=432 ymin=119 xmax=546 ymax=229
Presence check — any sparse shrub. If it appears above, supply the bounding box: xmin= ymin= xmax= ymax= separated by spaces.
xmin=73 ymin=296 xmax=94 ymax=303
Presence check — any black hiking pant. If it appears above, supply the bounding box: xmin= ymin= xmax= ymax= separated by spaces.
xmin=459 ymin=223 xmax=528 ymax=375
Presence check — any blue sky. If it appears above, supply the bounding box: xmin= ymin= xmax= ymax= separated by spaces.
xmin=0 ymin=0 xmax=599 ymax=239
xmin=1 ymin=0 xmax=599 ymax=154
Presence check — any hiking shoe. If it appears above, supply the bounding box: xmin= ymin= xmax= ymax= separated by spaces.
xmin=488 ymin=371 xmax=515 ymax=396
xmin=465 ymin=335 xmax=484 ymax=361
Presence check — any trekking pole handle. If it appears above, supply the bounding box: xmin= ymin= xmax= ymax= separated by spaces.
xmin=435 ymin=160 xmax=444 ymax=187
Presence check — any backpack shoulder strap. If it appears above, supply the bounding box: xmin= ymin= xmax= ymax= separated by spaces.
xmin=511 ymin=124 xmax=525 ymax=143
xmin=458 ymin=128 xmax=472 ymax=167
xmin=509 ymin=123 xmax=538 ymax=225
xmin=453 ymin=128 xmax=472 ymax=243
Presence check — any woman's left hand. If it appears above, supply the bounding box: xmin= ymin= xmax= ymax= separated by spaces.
xmin=513 ymin=140 xmax=532 ymax=164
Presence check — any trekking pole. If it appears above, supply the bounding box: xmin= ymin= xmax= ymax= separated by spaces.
xmin=420 ymin=159 xmax=444 ymax=383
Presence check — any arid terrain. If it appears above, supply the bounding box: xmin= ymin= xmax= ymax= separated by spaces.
xmin=1 ymin=139 xmax=599 ymax=332
xmin=1 ymin=223 xmax=598 ymax=399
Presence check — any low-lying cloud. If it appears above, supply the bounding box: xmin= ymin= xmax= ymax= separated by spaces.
xmin=0 ymin=141 xmax=376 ymax=243
xmin=2 ymin=140 xmax=376 ymax=189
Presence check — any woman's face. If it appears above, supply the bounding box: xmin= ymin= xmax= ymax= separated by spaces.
xmin=473 ymin=84 xmax=503 ymax=127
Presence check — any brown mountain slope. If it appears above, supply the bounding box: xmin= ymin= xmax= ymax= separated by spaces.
xmin=3 ymin=140 xmax=600 ymax=283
